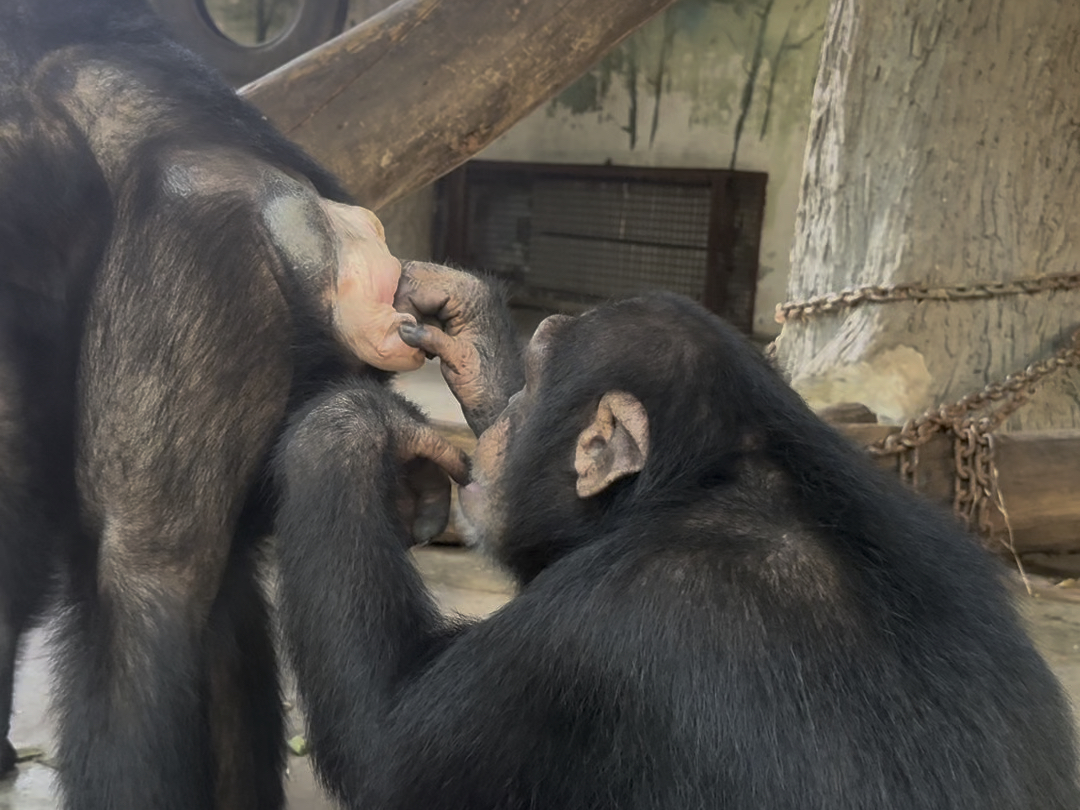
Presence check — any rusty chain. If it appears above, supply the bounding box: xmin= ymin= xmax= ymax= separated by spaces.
xmin=774 ymin=271 xmax=1080 ymax=324
xmin=952 ymin=425 xmax=993 ymax=535
xmin=862 ymin=327 xmax=1080 ymax=551
xmin=769 ymin=269 xmax=1080 ymax=558
xmin=867 ymin=326 xmax=1080 ymax=461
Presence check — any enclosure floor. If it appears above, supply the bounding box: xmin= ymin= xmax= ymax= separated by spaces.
xmin=3 ymin=546 xmax=1080 ymax=808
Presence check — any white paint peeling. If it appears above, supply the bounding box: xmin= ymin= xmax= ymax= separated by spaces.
xmin=792 ymin=343 xmax=933 ymax=423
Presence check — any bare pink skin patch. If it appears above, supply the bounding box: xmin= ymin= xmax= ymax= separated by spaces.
xmin=321 ymin=200 xmax=425 ymax=372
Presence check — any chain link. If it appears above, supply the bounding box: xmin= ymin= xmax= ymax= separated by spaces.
xmin=952 ymin=425 xmax=990 ymax=534
xmin=862 ymin=328 xmax=1080 ymax=549
xmin=775 ymin=271 xmax=1080 ymax=324
xmin=770 ymin=270 xmax=1080 ymax=555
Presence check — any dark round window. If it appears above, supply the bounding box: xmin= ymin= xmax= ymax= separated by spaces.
xmin=148 ymin=0 xmax=349 ymax=86
xmin=201 ymin=0 xmax=303 ymax=47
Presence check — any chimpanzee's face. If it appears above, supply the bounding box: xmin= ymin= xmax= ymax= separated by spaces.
xmin=455 ymin=314 xmax=571 ymax=553
xmin=456 ymin=312 xmax=649 ymax=559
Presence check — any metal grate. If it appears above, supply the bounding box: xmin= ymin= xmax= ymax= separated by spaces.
xmin=434 ymin=162 xmax=767 ymax=333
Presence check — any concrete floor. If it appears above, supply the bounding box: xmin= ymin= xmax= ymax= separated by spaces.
xmin=4 ymin=355 xmax=1080 ymax=807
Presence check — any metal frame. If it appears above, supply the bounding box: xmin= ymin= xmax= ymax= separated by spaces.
xmin=434 ymin=160 xmax=768 ymax=331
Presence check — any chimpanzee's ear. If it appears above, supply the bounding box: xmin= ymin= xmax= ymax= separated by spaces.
xmin=574 ymin=391 xmax=649 ymax=499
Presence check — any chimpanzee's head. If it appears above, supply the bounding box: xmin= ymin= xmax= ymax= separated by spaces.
xmin=456 ymin=293 xmax=786 ymax=584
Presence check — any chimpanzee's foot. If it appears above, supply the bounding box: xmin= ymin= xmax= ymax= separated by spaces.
xmin=0 ymin=737 xmax=16 ymax=777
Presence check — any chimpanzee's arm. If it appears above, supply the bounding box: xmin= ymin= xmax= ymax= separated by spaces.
xmin=394 ymin=262 xmax=525 ymax=434
xmin=274 ymin=381 xmax=658 ymax=810
xmin=274 ymin=379 xmax=471 ymax=806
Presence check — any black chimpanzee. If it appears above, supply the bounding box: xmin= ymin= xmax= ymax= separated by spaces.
xmin=0 ymin=0 xmax=449 ymax=804
xmin=275 ymin=278 xmax=1080 ymax=810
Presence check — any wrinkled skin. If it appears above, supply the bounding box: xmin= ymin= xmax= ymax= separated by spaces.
xmin=394 ymin=267 xmax=561 ymax=550
xmin=395 ymin=262 xmax=524 ymax=435
xmin=322 ymin=201 xmax=423 ymax=372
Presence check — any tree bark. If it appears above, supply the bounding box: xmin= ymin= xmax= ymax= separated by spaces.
xmin=778 ymin=0 xmax=1080 ymax=430
xmin=240 ymin=0 xmax=678 ymax=210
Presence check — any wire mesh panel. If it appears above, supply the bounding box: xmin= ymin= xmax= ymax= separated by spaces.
xmin=435 ymin=161 xmax=767 ymax=333
xmin=530 ymin=179 xmax=711 ymax=301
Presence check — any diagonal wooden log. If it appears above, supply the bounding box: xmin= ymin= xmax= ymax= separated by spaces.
xmin=240 ymin=0 xmax=677 ymax=210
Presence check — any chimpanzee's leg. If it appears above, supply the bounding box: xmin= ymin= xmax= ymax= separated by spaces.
xmin=54 ymin=396 xmax=287 ymax=808
xmin=204 ymin=536 xmax=285 ymax=810
xmin=0 ymin=353 xmax=65 ymax=779
xmin=0 ymin=498 xmax=58 ymax=779
xmin=0 ymin=101 xmax=112 ymax=780
xmin=53 ymin=198 xmax=293 ymax=810
xmin=0 ymin=456 xmax=33 ymax=780
xmin=53 ymin=550 xmax=219 ymax=807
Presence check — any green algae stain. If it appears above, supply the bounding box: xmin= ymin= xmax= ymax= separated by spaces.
xmin=556 ymin=74 xmax=603 ymax=114
xmin=547 ymin=0 xmax=827 ymax=153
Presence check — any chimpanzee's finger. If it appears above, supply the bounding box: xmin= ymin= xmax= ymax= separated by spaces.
xmin=404 ymin=426 xmax=470 ymax=486
xmin=398 ymin=322 xmax=461 ymax=370
xmin=392 ymin=291 xmax=422 ymax=322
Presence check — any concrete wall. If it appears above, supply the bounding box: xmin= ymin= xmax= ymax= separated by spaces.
xmin=477 ymin=0 xmax=828 ymax=337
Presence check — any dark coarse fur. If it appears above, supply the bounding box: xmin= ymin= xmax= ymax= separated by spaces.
xmin=0 ymin=6 xmax=114 ymax=777
xmin=276 ymin=291 xmax=1079 ymax=810
xmin=0 ymin=0 xmax=387 ymax=804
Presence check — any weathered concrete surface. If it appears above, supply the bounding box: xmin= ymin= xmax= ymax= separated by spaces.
xmin=1019 ymin=591 xmax=1080 ymax=713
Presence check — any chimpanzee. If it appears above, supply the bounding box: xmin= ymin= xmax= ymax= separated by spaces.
xmin=275 ymin=280 xmax=1080 ymax=810
xmin=0 ymin=0 xmax=442 ymax=804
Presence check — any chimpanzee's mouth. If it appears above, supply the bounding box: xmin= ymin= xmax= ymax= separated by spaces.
xmin=453 ymin=483 xmax=483 ymax=548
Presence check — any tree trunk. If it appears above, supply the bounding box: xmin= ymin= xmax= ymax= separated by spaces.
xmin=240 ymin=0 xmax=678 ymax=210
xmin=777 ymin=0 xmax=1080 ymax=431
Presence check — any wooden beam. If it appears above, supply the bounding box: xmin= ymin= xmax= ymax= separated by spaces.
xmin=842 ymin=425 xmax=1080 ymax=556
xmin=240 ymin=0 xmax=678 ymax=210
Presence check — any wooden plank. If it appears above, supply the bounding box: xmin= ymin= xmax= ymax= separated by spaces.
xmin=817 ymin=402 xmax=878 ymax=424
xmin=240 ymin=0 xmax=679 ymax=211
xmin=836 ymin=426 xmax=1080 ymax=556
xmin=987 ymin=431 xmax=1080 ymax=554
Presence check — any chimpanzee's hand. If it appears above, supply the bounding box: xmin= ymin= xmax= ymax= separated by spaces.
xmin=393 ymin=412 xmax=470 ymax=545
xmin=393 ymin=262 xmax=524 ymax=435
xmin=285 ymin=382 xmax=469 ymax=545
